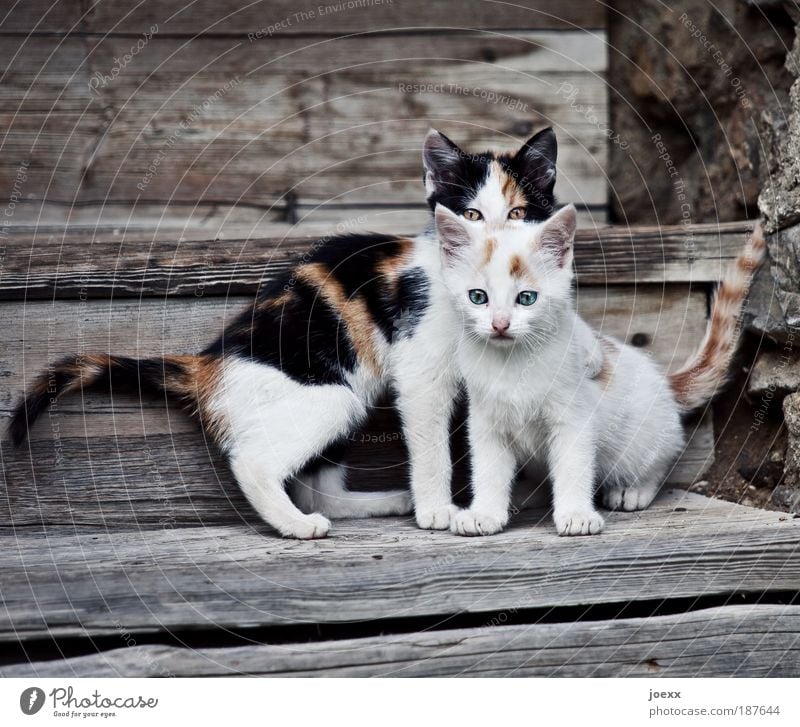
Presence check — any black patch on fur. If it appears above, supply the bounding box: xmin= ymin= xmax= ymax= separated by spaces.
xmin=392 ymin=267 xmax=430 ymax=341
xmin=8 ymin=355 xmax=191 ymax=446
xmin=204 ymin=234 xmax=430 ymax=386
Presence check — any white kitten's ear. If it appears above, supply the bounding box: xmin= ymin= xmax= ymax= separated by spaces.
xmin=434 ymin=204 xmax=471 ymax=258
xmin=423 ymin=129 xmax=463 ymax=198
xmin=537 ymin=204 xmax=577 ymax=268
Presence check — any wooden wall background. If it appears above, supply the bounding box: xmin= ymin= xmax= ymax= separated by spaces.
xmin=0 ymin=1 xmax=725 ymax=529
xmin=0 ymin=0 xmax=608 ymax=234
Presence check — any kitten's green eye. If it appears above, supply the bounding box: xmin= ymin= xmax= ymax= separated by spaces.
xmin=468 ymin=289 xmax=488 ymax=305
xmin=517 ymin=290 xmax=538 ymax=306
xmin=463 ymin=208 xmax=483 ymax=221
xmin=508 ymin=207 xmax=526 ymax=220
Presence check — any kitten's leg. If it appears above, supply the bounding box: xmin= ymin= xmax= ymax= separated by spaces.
xmin=394 ymin=358 xmax=459 ymax=531
xmin=451 ymin=408 xmax=517 ymax=536
xmin=306 ymin=464 xmax=412 ymax=519
xmin=219 ymin=363 xmax=367 ymax=539
xmin=548 ymin=419 xmax=605 ymax=536
xmin=229 ymin=449 xmax=331 ymax=539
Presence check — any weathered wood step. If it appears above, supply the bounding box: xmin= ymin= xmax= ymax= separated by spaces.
xmin=3 ymin=604 xmax=796 ymax=678
xmin=0 ymin=221 xmax=754 ymax=299
xmin=1 ymin=491 xmax=797 ymax=642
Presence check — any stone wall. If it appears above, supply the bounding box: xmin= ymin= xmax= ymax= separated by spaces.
xmin=608 ymin=0 xmax=794 ymax=226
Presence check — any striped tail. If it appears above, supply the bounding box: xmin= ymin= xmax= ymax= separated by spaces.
xmin=8 ymin=354 xmax=219 ymax=447
xmin=668 ymin=223 xmax=767 ymax=413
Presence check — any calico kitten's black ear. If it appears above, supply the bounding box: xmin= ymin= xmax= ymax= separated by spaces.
xmin=423 ymin=129 xmax=465 ymax=198
xmin=537 ymin=204 xmax=576 ymax=268
xmin=513 ymin=127 xmax=557 ymax=195
xmin=434 ymin=204 xmax=471 ymax=258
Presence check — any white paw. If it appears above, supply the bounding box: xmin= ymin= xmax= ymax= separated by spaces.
xmin=415 ymin=504 xmax=459 ymax=530
xmin=554 ymin=509 xmax=605 ymax=536
xmin=451 ymin=509 xmax=507 ymax=537
xmin=281 ymin=513 xmax=331 ymax=539
xmin=603 ymin=485 xmax=657 ymax=512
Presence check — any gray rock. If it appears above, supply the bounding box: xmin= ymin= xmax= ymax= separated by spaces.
xmin=771 ymin=484 xmax=800 ymax=512
xmin=782 ymin=393 xmax=800 ymax=489
xmin=747 ymin=349 xmax=800 ymax=397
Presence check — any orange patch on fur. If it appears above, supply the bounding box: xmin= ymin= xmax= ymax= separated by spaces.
xmin=376 ymin=238 xmax=414 ymax=290
xmin=482 ymin=237 xmax=497 ymax=266
xmin=259 ymin=289 xmax=297 ymax=310
xmin=492 ymin=161 xmax=527 ymax=210
xmin=295 ymin=262 xmax=382 ymax=375
xmin=164 ymin=354 xmax=228 ymax=443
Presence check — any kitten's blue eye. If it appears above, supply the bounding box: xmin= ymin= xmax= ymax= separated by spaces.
xmin=468 ymin=289 xmax=488 ymax=305
xmin=517 ymin=290 xmax=538 ymax=306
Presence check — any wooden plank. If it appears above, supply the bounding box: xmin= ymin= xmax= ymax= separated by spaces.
xmin=0 ymin=1 xmax=608 ymax=35
xmin=0 ymin=491 xmax=797 ymax=640
xmin=0 ymin=410 xmax=713 ymax=527
xmin=1 ymin=32 xmax=608 ymax=215
xmin=2 ymin=604 xmax=796 ymax=677
xmin=0 ymin=285 xmax=712 ymax=527
xmin=0 ymin=290 xmax=708 ymax=409
xmin=0 ymin=222 xmax=753 ymax=301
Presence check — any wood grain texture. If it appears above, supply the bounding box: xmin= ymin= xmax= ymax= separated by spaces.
xmin=0 ymin=491 xmax=797 ymax=641
xmin=0 ymin=31 xmax=608 ymax=218
xmin=0 ymin=284 xmax=712 ymax=526
xmin=0 ymin=286 xmax=708 ymax=411
xmin=0 ymin=0 xmax=608 ymax=35
xmin=0 ymin=222 xmax=753 ymax=301
xmin=3 ymin=604 xmax=796 ymax=677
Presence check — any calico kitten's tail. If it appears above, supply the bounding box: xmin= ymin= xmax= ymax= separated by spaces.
xmin=8 ymin=354 xmax=219 ymax=447
xmin=668 ymin=223 xmax=766 ymax=413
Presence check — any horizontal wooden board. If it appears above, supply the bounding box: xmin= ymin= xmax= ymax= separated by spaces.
xmin=3 ymin=604 xmax=796 ymax=677
xmin=0 ymin=491 xmax=797 ymax=641
xmin=0 ymin=285 xmax=712 ymax=526
xmin=0 ymin=31 xmax=608 ymax=219
xmin=0 ymin=289 xmax=708 ymax=407
xmin=0 ymin=411 xmax=713 ymax=527
xmin=0 ymin=221 xmax=754 ymax=301
xmin=0 ymin=1 xmax=608 ymax=35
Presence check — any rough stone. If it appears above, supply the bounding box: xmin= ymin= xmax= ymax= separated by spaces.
xmin=771 ymin=483 xmax=800 ymax=512
xmin=608 ymin=0 xmax=794 ymax=225
xmin=781 ymin=392 xmax=800 ymax=488
xmin=747 ymin=348 xmax=800 ymax=397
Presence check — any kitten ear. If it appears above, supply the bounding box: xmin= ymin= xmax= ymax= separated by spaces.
xmin=434 ymin=203 xmax=471 ymax=258
xmin=423 ymin=129 xmax=464 ymax=198
xmin=537 ymin=204 xmax=577 ymax=268
xmin=513 ymin=127 xmax=557 ymax=196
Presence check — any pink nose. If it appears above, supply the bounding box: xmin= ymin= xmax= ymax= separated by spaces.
xmin=492 ymin=316 xmax=510 ymax=334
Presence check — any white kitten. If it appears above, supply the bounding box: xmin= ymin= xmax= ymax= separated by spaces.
xmin=435 ymin=203 xmax=765 ymax=536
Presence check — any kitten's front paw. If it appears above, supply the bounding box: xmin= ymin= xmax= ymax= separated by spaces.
xmin=554 ymin=509 xmax=604 ymax=536
xmin=603 ymin=484 xmax=658 ymax=512
xmin=281 ymin=513 xmax=331 ymax=540
xmin=451 ymin=509 xmax=507 ymax=537
xmin=415 ymin=504 xmax=458 ymax=530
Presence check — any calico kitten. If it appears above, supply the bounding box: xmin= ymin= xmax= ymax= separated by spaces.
xmin=9 ymin=128 xmax=564 ymax=539
xmin=434 ymin=202 xmax=765 ymax=536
